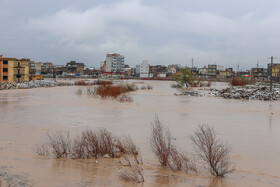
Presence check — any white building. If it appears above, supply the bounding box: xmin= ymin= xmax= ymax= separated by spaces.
xmin=105 ymin=53 xmax=125 ymax=74
xmin=139 ymin=60 xmax=150 ymax=78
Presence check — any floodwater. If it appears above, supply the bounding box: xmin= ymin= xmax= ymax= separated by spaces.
xmin=0 ymin=80 xmax=280 ymax=186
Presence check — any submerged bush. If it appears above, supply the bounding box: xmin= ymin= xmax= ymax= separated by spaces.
xmin=35 ymin=128 xmax=141 ymax=160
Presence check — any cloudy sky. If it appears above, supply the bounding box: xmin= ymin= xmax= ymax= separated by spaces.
xmin=1 ymin=0 xmax=280 ymax=69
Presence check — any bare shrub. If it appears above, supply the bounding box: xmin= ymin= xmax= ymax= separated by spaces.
xmin=147 ymin=85 xmax=153 ymax=90
xmin=99 ymin=128 xmax=116 ymax=157
xmin=191 ymin=125 xmax=235 ymax=177
xmin=122 ymin=136 xmax=142 ymax=164
xmin=47 ymin=131 xmax=72 ymax=158
xmin=150 ymin=116 xmax=171 ymax=166
xmin=82 ymin=129 xmax=100 ymax=158
xmin=117 ymin=166 xmax=144 ymax=183
xmin=75 ymin=80 xmax=87 ymax=85
xmin=117 ymin=94 xmax=133 ymax=102
xmin=34 ymin=143 xmax=50 ymax=156
xmin=167 ymin=146 xmax=198 ymax=173
xmin=70 ymin=135 xmax=86 ymax=159
xmin=140 ymin=86 xmax=147 ymax=90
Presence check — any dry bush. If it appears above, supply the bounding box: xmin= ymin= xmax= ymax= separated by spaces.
xmin=96 ymin=84 xmax=126 ymax=98
xmin=121 ymin=136 xmax=142 ymax=164
xmin=82 ymin=129 xmax=100 ymax=158
xmin=34 ymin=143 xmax=50 ymax=156
xmin=167 ymin=146 xmax=198 ymax=173
xmin=47 ymin=131 xmax=72 ymax=158
xmin=140 ymin=86 xmax=147 ymax=90
xmin=75 ymin=80 xmax=87 ymax=85
xmin=117 ymin=166 xmax=144 ymax=183
xmin=230 ymin=78 xmax=252 ymax=86
xmin=95 ymin=80 xmax=113 ymax=85
xmin=191 ymin=125 xmax=235 ymax=177
xmin=147 ymin=85 xmax=153 ymax=90
xmin=150 ymin=116 xmax=171 ymax=166
xmin=117 ymin=94 xmax=133 ymax=102
xmin=99 ymin=128 xmax=116 ymax=157
xmin=70 ymin=135 xmax=86 ymax=159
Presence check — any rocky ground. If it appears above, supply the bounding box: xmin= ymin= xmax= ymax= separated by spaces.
xmin=0 ymin=80 xmax=74 ymax=90
xmin=177 ymin=84 xmax=280 ymax=101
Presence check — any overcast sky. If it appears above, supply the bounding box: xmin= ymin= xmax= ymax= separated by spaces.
xmin=1 ymin=0 xmax=280 ymax=69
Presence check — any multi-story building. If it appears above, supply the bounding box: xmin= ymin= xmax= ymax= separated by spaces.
xmin=29 ymin=61 xmax=36 ymax=75
xmin=0 ymin=55 xmax=29 ymax=83
xmin=139 ymin=60 xmax=149 ymax=78
xmin=105 ymin=53 xmax=125 ymax=74
xmin=218 ymin=68 xmax=234 ymax=79
xmin=268 ymin=63 xmax=280 ymax=82
xmin=198 ymin=66 xmax=208 ymax=77
xmin=41 ymin=62 xmax=53 ymax=74
xmin=251 ymin=68 xmax=267 ymax=81
xmin=208 ymin=64 xmax=223 ymax=78
xmin=35 ymin=62 xmax=43 ymax=74
xmin=66 ymin=61 xmax=85 ymax=75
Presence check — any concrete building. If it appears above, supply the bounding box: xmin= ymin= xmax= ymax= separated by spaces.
xmin=268 ymin=63 xmax=280 ymax=82
xmin=65 ymin=61 xmax=85 ymax=75
xmin=198 ymin=66 xmax=208 ymax=77
xmin=217 ymin=68 xmax=234 ymax=79
xmin=139 ymin=60 xmax=149 ymax=78
xmin=208 ymin=64 xmax=223 ymax=78
xmin=105 ymin=53 xmax=125 ymax=74
xmin=251 ymin=68 xmax=267 ymax=81
xmin=41 ymin=62 xmax=53 ymax=75
xmin=35 ymin=62 xmax=43 ymax=74
xmin=0 ymin=55 xmax=29 ymax=83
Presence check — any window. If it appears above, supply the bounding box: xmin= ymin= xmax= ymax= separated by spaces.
xmin=3 ymin=76 xmax=8 ymax=80
xmin=3 ymin=60 xmax=8 ymax=64
xmin=3 ymin=68 xmax=8 ymax=72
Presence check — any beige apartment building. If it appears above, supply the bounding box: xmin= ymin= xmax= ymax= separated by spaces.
xmin=0 ymin=55 xmax=30 ymax=83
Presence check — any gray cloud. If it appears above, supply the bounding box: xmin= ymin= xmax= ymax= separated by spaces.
xmin=1 ymin=0 xmax=280 ymax=69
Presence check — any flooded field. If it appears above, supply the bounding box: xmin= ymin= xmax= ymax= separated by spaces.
xmin=0 ymin=80 xmax=280 ymax=186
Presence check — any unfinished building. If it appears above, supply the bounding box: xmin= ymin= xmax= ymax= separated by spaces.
xmin=0 ymin=55 xmax=30 ymax=83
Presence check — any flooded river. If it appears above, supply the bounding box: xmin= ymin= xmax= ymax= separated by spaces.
xmin=0 ymin=81 xmax=280 ymax=186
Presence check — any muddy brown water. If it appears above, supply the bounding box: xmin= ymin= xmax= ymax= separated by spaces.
xmin=0 ymin=81 xmax=280 ymax=186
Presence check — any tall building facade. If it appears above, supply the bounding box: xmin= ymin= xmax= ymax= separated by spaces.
xmin=105 ymin=53 xmax=125 ymax=74
xmin=0 ymin=55 xmax=29 ymax=83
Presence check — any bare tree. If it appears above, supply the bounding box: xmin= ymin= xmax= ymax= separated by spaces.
xmin=191 ymin=125 xmax=235 ymax=177
xmin=34 ymin=143 xmax=50 ymax=156
xmin=150 ymin=116 xmax=171 ymax=166
xmin=117 ymin=166 xmax=144 ymax=183
xmin=47 ymin=131 xmax=72 ymax=158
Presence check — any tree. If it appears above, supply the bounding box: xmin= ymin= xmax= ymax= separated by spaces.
xmin=191 ymin=125 xmax=235 ymax=177
xmin=176 ymin=68 xmax=193 ymax=88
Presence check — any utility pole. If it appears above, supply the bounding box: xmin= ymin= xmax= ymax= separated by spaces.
xmin=269 ymin=56 xmax=276 ymax=92
xmin=192 ymin=58 xmax=193 ymax=68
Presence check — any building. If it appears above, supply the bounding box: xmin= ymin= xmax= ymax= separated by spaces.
xmin=105 ymin=53 xmax=125 ymax=74
xmin=208 ymin=64 xmax=223 ymax=78
xmin=149 ymin=65 xmax=167 ymax=77
xmin=35 ymin=62 xmax=43 ymax=74
xmin=41 ymin=62 xmax=53 ymax=75
xmin=198 ymin=66 xmax=208 ymax=77
xmin=251 ymin=68 xmax=267 ymax=81
xmin=218 ymin=68 xmax=234 ymax=79
xmin=29 ymin=61 xmax=36 ymax=75
xmin=0 ymin=55 xmax=29 ymax=83
xmin=267 ymin=63 xmax=280 ymax=82
xmin=139 ymin=60 xmax=150 ymax=78
xmin=66 ymin=61 xmax=85 ymax=75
